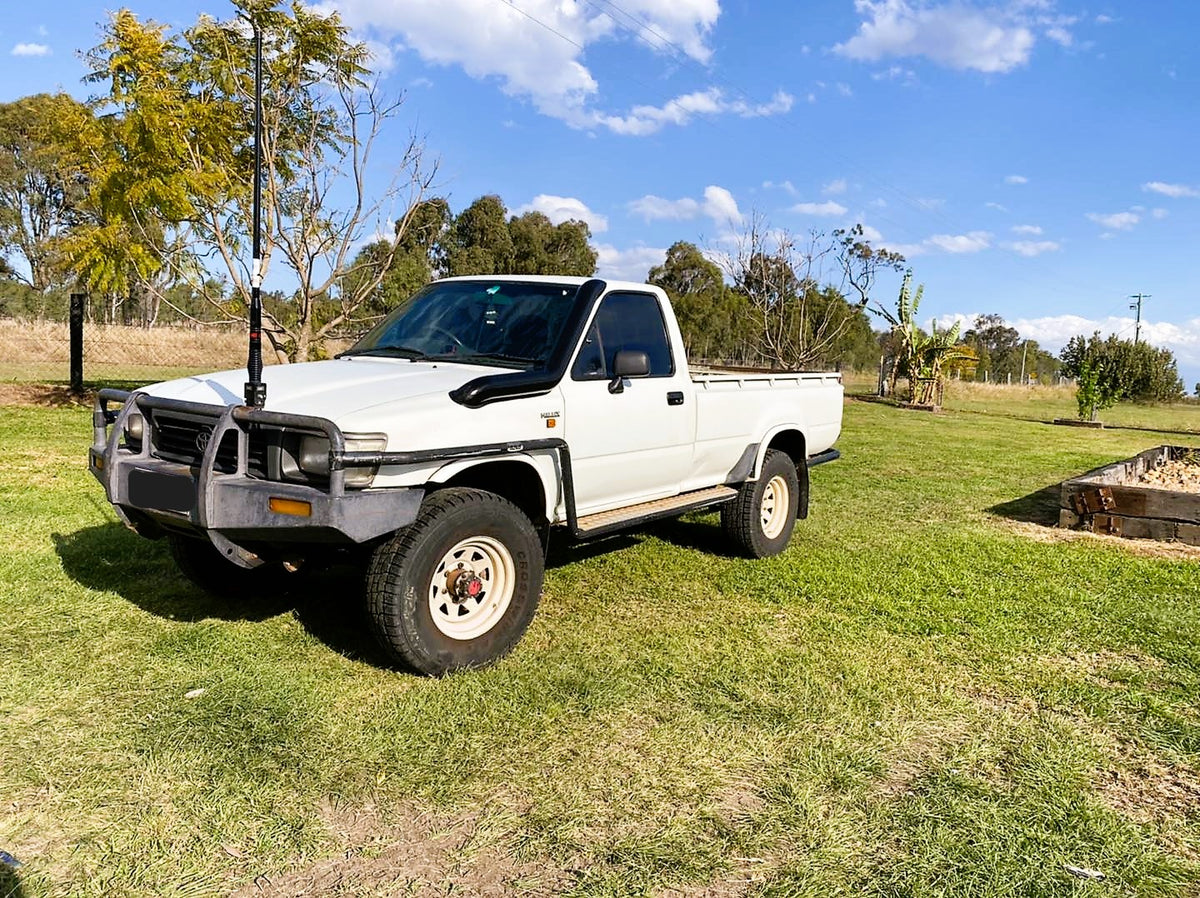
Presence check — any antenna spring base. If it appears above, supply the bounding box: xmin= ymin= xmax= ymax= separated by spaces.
xmin=244 ymin=381 xmax=267 ymax=408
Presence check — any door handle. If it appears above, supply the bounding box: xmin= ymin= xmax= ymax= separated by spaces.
xmin=667 ymin=391 xmax=685 ymax=406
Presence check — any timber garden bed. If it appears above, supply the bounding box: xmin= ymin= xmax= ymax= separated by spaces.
xmin=1060 ymin=445 xmax=1200 ymax=545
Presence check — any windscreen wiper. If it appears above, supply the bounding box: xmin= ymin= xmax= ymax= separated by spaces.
xmin=427 ymin=352 xmax=536 ymax=368
xmin=337 ymin=345 xmax=432 ymax=360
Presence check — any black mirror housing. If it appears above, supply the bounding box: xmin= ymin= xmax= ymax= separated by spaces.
xmin=613 ymin=350 xmax=650 ymax=378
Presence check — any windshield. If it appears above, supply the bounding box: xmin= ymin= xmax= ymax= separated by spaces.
xmin=344 ymin=280 xmax=580 ymax=368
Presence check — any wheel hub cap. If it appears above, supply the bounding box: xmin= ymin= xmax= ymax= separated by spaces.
xmin=429 ymin=536 xmax=516 ymax=640
xmin=760 ymin=474 xmax=790 ymax=539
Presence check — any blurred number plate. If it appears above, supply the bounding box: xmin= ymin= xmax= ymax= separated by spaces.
xmin=128 ymin=469 xmax=195 ymax=513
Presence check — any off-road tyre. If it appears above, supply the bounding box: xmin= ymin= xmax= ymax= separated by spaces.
xmin=366 ymin=488 xmax=544 ymax=676
xmin=721 ymin=449 xmax=801 ymax=558
xmin=167 ymin=533 xmax=290 ymax=598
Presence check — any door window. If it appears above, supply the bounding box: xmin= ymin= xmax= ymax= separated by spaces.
xmin=571 ymin=292 xmax=674 ymax=380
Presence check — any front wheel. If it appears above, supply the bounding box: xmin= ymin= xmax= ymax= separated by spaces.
xmin=721 ymin=449 xmax=801 ymax=558
xmin=366 ymin=488 xmax=544 ymax=675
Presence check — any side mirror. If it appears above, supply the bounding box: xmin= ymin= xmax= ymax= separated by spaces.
xmin=608 ymin=350 xmax=650 ymax=393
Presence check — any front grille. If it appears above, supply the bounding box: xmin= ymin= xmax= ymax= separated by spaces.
xmin=150 ymin=412 xmax=268 ymax=477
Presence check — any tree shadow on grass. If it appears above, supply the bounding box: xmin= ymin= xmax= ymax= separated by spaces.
xmin=988 ymin=482 xmax=1062 ymax=527
xmin=52 ymin=522 xmax=392 ymax=667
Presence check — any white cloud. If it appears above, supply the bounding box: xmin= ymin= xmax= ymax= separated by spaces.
xmin=860 ymin=224 xmax=925 ymax=257
xmin=985 ymin=201 xmax=1009 ymax=212
xmin=927 ymin=231 xmax=992 ymax=253
xmin=514 ymin=194 xmax=608 ymax=233
xmin=1095 ymin=14 xmax=1115 ymax=24
xmin=866 ymin=225 xmax=1001 ymax=258
xmin=872 ymin=65 xmax=918 ymax=83
xmin=1013 ymin=315 xmax=1200 ymax=368
xmin=316 ymin=0 xmax=743 ymax=134
xmin=1004 ymin=240 xmax=1060 ymax=256
xmin=791 ymin=201 xmax=849 ymax=217
xmin=628 ymin=185 xmax=743 ymax=228
xmin=1087 ymin=211 xmax=1139 ymax=230
xmin=11 ymin=42 xmax=50 ymax=57
xmin=594 ymin=243 xmax=667 ymax=282
xmin=1044 ymin=26 xmax=1072 ymax=46
xmin=822 ymin=178 xmax=848 ymax=195
xmin=834 ymin=0 xmax=1037 ymax=73
xmin=932 ymin=312 xmax=975 ymax=333
xmin=1005 ymin=174 xmax=1028 ymax=185
xmin=363 ymin=39 xmax=398 ymax=72
xmin=702 ymin=185 xmax=744 ymax=227
xmin=1011 ymin=224 xmax=1042 ymax=235
xmin=1143 ymin=181 xmax=1200 ymax=199
xmin=1152 ymin=208 xmax=1169 ymax=220
xmin=627 ymin=195 xmax=701 ymax=222
xmin=595 ymin=88 xmax=793 ymax=136
xmin=883 ymin=241 xmax=929 ymax=258
xmin=763 ymin=180 xmax=798 ymax=196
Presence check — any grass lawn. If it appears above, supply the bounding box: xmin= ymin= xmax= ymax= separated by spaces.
xmin=1 ymin=391 xmax=1198 ymax=896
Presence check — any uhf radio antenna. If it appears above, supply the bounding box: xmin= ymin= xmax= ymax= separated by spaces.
xmin=244 ymin=20 xmax=267 ymax=408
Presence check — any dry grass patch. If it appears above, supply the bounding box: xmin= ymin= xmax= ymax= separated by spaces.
xmin=944 ymin=380 xmax=1076 ymax=403
xmin=875 ymin=718 xmax=974 ymax=799
xmin=1094 ymin=758 xmax=1200 ymax=829
xmin=1039 ymin=651 xmax=1167 ymax=690
xmin=999 ymin=518 xmax=1200 ymax=561
xmin=228 ymin=798 xmax=569 ymax=897
xmin=0 ymin=318 xmax=264 ymax=370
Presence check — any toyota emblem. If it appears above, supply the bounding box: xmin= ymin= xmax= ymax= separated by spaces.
xmin=195 ymin=425 xmax=214 ymax=453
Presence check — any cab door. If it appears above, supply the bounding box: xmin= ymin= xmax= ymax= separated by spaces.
xmin=558 ymin=291 xmax=696 ymax=513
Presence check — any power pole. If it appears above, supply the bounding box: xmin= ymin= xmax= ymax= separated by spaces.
xmin=1129 ymin=293 xmax=1151 ymax=344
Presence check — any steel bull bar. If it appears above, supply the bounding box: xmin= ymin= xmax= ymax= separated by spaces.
xmin=90 ymin=390 xmax=576 ymax=566
xmin=90 ymin=389 xmax=425 ymax=567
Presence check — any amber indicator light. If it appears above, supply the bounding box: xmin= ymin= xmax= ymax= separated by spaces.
xmin=269 ymin=497 xmax=312 ymax=517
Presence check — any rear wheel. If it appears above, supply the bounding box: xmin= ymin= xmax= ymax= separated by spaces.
xmin=721 ymin=449 xmax=801 ymax=558
xmin=366 ymin=488 xmax=544 ymax=675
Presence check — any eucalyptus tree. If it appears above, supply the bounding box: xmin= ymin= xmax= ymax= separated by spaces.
xmin=0 ymin=93 xmax=98 ymax=302
xmin=723 ymin=215 xmax=894 ymax=370
xmin=76 ymin=0 xmax=435 ymax=359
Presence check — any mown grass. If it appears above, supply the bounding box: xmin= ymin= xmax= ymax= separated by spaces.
xmin=1 ymin=394 xmax=1198 ymax=896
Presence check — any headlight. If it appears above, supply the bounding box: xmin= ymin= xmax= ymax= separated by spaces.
xmin=123 ymin=413 xmax=144 ymax=448
xmin=296 ymin=432 xmax=387 ymax=488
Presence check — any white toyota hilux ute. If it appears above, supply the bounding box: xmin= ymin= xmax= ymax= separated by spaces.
xmin=90 ymin=275 xmax=843 ymax=674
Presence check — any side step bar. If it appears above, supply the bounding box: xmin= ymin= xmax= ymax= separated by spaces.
xmin=575 ymin=485 xmax=738 ymax=539
xmin=808 ymin=448 xmax=840 ymax=467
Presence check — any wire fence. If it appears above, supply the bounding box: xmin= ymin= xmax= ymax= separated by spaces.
xmin=0 ymin=318 xmax=268 ymax=385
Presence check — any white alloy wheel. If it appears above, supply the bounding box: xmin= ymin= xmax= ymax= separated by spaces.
xmin=428 ymin=535 xmax=516 ymax=640
xmin=759 ymin=474 xmax=790 ymax=539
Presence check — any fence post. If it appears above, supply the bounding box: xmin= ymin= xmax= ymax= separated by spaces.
xmin=70 ymin=293 xmax=85 ymax=393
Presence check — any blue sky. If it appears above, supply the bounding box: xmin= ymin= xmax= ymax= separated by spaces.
xmin=3 ymin=1 xmax=1198 ymax=385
